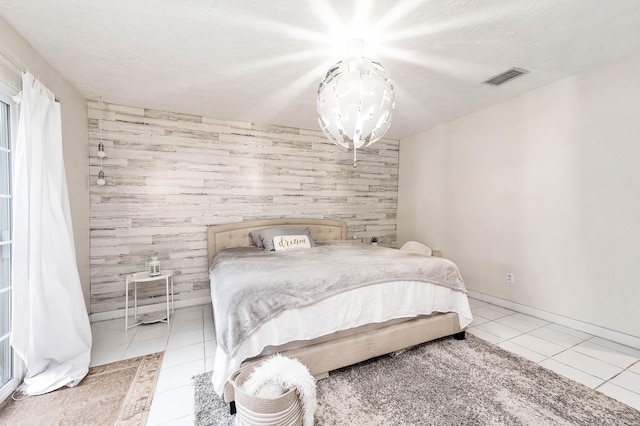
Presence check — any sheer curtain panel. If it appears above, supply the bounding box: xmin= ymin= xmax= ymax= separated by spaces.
xmin=10 ymin=72 xmax=91 ymax=395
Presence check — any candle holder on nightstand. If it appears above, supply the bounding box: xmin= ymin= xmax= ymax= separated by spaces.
xmin=149 ymin=256 xmax=160 ymax=276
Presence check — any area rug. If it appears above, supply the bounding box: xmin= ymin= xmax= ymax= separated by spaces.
xmin=193 ymin=335 xmax=640 ymax=425
xmin=0 ymin=352 xmax=163 ymax=426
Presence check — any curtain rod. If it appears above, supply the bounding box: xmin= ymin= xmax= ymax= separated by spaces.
xmin=0 ymin=50 xmax=63 ymax=103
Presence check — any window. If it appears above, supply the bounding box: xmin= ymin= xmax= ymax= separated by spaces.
xmin=0 ymin=86 xmax=18 ymax=401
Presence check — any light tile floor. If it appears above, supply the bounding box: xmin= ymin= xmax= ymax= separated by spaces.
xmin=466 ymin=297 xmax=640 ymax=412
xmin=90 ymin=305 xmax=216 ymax=425
xmin=90 ymin=298 xmax=640 ymax=425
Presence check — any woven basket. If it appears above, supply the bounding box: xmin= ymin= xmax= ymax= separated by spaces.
xmin=231 ymin=366 xmax=304 ymax=426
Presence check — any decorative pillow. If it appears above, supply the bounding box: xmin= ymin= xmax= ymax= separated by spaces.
xmin=249 ymin=230 xmax=267 ymax=248
xmin=253 ymin=227 xmax=315 ymax=252
xmin=272 ymin=234 xmax=312 ymax=251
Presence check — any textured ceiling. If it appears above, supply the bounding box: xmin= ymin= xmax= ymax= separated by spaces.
xmin=1 ymin=0 xmax=640 ymax=140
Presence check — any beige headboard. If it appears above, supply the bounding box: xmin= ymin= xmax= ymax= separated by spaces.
xmin=207 ymin=218 xmax=347 ymax=265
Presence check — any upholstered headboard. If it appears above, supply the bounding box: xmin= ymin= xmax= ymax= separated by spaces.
xmin=207 ymin=218 xmax=347 ymax=265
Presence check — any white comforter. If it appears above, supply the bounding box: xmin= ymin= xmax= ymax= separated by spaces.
xmin=210 ymin=278 xmax=472 ymax=395
xmin=211 ymin=243 xmax=467 ymax=357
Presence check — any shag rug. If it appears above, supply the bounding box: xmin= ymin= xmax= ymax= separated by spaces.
xmin=0 ymin=352 xmax=163 ymax=426
xmin=193 ymin=335 xmax=640 ymax=425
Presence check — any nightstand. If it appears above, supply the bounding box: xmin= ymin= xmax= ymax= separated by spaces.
xmin=125 ymin=270 xmax=174 ymax=331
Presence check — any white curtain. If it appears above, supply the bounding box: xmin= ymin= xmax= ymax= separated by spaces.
xmin=10 ymin=72 xmax=92 ymax=395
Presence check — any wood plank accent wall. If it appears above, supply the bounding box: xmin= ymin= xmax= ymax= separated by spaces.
xmin=88 ymin=101 xmax=399 ymax=314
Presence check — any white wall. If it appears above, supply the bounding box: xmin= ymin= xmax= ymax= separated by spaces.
xmin=0 ymin=16 xmax=90 ymax=309
xmin=398 ymin=49 xmax=640 ymax=338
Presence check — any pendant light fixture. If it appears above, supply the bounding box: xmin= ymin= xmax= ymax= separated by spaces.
xmin=316 ymin=39 xmax=395 ymax=167
xmin=96 ymin=99 xmax=106 ymax=186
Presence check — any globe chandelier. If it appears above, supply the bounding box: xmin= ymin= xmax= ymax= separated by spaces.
xmin=316 ymin=39 xmax=395 ymax=167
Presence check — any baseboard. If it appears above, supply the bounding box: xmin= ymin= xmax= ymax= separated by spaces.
xmin=89 ymin=296 xmax=212 ymax=322
xmin=467 ymin=290 xmax=640 ymax=350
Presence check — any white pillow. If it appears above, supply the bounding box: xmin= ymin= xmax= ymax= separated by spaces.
xmin=251 ymin=227 xmax=316 ymax=251
xmin=272 ymin=235 xmax=312 ymax=251
xmin=400 ymin=241 xmax=432 ymax=256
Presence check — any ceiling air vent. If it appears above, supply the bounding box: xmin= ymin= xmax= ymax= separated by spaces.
xmin=483 ymin=67 xmax=529 ymax=86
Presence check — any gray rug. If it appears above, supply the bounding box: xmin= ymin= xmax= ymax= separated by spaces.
xmin=193 ymin=335 xmax=640 ymax=425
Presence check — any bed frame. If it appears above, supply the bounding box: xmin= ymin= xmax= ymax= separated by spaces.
xmin=207 ymin=218 xmax=465 ymax=406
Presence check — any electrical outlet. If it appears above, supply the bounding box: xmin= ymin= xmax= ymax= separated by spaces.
xmin=506 ymin=273 xmax=514 ymax=284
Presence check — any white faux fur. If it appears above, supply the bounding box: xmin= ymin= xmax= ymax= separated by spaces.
xmin=243 ymin=355 xmax=317 ymax=426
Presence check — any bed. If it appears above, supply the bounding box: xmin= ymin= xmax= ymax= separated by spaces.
xmin=207 ymin=218 xmax=473 ymax=405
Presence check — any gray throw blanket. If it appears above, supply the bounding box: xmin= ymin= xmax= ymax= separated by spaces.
xmin=210 ymin=242 xmax=467 ymax=356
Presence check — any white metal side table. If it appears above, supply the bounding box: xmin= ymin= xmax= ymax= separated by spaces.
xmin=125 ymin=270 xmax=174 ymax=331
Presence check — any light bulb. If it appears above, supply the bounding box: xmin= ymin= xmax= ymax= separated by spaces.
xmin=97 ymin=170 xmax=106 ymax=186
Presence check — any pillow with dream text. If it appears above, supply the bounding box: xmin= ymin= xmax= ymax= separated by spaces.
xmin=254 ymin=227 xmax=316 ymax=252
xmin=249 ymin=227 xmax=311 ymax=248
xmin=272 ymin=234 xmax=312 ymax=251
